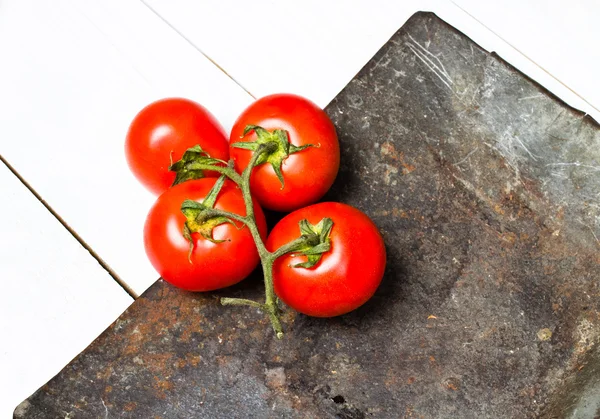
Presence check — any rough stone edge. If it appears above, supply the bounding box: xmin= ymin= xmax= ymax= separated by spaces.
xmin=326 ymin=11 xmax=599 ymax=131
xmin=325 ymin=11 xmax=600 ymax=418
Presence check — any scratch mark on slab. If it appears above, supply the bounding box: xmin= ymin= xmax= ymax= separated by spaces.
xmin=517 ymin=94 xmax=545 ymax=101
xmin=579 ymin=222 xmax=600 ymax=247
xmin=101 ymin=399 xmax=109 ymax=419
xmin=513 ymin=135 xmax=539 ymax=161
xmin=406 ymin=34 xmax=453 ymax=91
xmin=546 ymin=162 xmax=600 ymax=171
xmin=453 ymin=147 xmax=479 ymax=167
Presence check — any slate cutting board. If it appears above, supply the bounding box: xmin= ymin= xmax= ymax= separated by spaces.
xmin=15 ymin=12 xmax=600 ymax=419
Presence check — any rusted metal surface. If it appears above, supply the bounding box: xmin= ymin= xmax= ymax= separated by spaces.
xmin=16 ymin=12 xmax=600 ymax=418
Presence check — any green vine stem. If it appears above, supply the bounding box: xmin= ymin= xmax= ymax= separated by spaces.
xmin=178 ymin=141 xmax=330 ymax=339
xmin=187 ymin=144 xmax=299 ymax=338
xmin=184 ymin=163 xmax=243 ymax=185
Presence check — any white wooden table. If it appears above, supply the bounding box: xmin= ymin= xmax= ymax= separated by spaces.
xmin=1 ymin=0 xmax=598 ymax=415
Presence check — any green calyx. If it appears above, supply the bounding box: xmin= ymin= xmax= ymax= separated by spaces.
xmin=291 ymin=218 xmax=334 ymax=269
xmin=180 ymin=175 xmax=236 ymax=262
xmin=231 ymin=125 xmax=313 ymax=188
xmin=169 ymin=145 xmax=227 ymax=186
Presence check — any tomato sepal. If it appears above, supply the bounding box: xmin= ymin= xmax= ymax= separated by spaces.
xmin=272 ymin=217 xmax=334 ymax=269
xmin=181 ymin=200 xmax=235 ymax=243
xmin=231 ymin=125 xmax=313 ymax=189
xmin=180 ymin=175 xmax=238 ymax=261
xmin=169 ymin=145 xmax=227 ymax=186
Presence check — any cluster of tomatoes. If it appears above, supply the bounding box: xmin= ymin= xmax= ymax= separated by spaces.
xmin=125 ymin=94 xmax=386 ymax=327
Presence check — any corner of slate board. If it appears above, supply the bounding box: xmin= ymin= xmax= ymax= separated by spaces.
xmin=16 ymin=12 xmax=600 ymax=419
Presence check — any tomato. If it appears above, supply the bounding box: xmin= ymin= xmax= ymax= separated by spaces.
xmin=126 ymin=98 xmax=229 ymax=195
xmin=266 ymin=202 xmax=386 ymax=317
xmin=144 ymin=178 xmax=267 ymax=291
xmin=230 ymin=94 xmax=340 ymax=212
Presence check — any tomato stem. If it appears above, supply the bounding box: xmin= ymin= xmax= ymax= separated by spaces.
xmin=209 ymin=142 xmax=310 ymax=339
xmin=259 ymin=258 xmax=284 ymax=339
xmin=169 ymin=145 xmax=229 ymax=186
xmin=220 ymin=297 xmax=263 ymax=309
xmin=179 ymin=163 xmax=243 ymax=185
xmin=271 ymin=235 xmax=318 ymax=259
xmin=176 ymin=141 xmax=321 ymax=338
xmin=194 ymin=208 xmax=248 ymax=226
xmin=236 ymin=143 xmax=286 ymax=337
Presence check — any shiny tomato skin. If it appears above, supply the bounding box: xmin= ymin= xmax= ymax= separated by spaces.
xmin=230 ymin=94 xmax=340 ymax=212
xmin=144 ymin=178 xmax=266 ymax=292
xmin=126 ymin=98 xmax=229 ymax=195
xmin=267 ymin=202 xmax=386 ymax=317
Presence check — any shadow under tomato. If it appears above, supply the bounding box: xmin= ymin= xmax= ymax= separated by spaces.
xmin=289 ymin=248 xmax=408 ymax=332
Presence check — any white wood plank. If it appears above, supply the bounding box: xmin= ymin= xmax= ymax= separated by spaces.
xmin=0 ymin=0 xmax=253 ymax=295
xmin=3 ymin=0 xmax=598 ymax=301
xmin=143 ymin=0 xmax=599 ymax=121
xmin=0 ymin=161 xmax=133 ymax=418
xmin=142 ymin=0 xmax=423 ymax=108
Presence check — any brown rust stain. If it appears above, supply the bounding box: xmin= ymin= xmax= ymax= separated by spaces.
xmin=400 ymin=155 xmax=417 ymax=174
xmin=186 ymin=353 xmax=202 ymax=367
xmin=520 ymin=387 xmax=536 ymax=398
xmin=383 ymin=369 xmax=399 ymax=387
xmin=443 ymin=377 xmax=460 ymax=391
xmin=124 ymin=402 xmax=137 ymax=411
xmin=153 ymin=376 xmax=174 ymax=400
xmin=380 ymin=141 xmax=396 ymax=158
xmin=178 ymin=327 xmax=195 ymax=343
xmin=372 ymin=208 xmax=412 ymax=219
xmin=96 ymin=365 xmax=113 ymax=381
xmin=380 ymin=141 xmax=416 ymax=174
xmin=118 ymin=287 xmax=210 ymax=356
xmin=405 ymin=406 xmax=426 ymax=418
xmin=264 ymin=367 xmax=287 ymax=391
xmin=493 ymin=204 xmax=505 ymax=215
xmin=480 ymin=327 xmax=498 ymax=340
xmin=73 ymin=399 xmax=88 ymax=409
xmin=500 ymin=231 xmax=518 ymax=248
xmin=142 ymin=353 xmax=175 ymax=375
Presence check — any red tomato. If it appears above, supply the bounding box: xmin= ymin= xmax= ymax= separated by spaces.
xmin=267 ymin=202 xmax=386 ymax=317
xmin=126 ymin=98 xmax=229 ymax=195
xmin=144 ymin=178 xmax=267 ymax=291
xmin=230 ymin=94 xmax=340 ymax=212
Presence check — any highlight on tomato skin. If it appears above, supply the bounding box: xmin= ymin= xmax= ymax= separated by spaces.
xmin=266 ymin=202 xmax=386 ymax=317
xmin=143 ymin=178 xmax=267 ymax=292
xmin=229 ymin=93 xmax=340 ymax=212
xmin=125 ymin=97 xmax=229 ymax=196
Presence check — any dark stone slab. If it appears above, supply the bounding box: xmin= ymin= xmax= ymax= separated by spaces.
xmin=16 ymin=12 xmax=600 ymax=419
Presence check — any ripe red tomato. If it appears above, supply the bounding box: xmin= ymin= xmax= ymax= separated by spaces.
xmin=266 ymin=202 xmax=386 ymax=317
xmin=126 ymin=98 xmax=229 ymax=195
xmin=144 ymin=178 xmax=267 ymax=291
xmin=230 ymin=94 xmax=340 ymax=212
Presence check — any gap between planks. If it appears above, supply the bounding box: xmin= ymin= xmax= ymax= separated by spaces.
xmin=0 ymin=154 xmax=139 ymax=299
xmin=140 ymin=0 xmax=257 ymax=101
